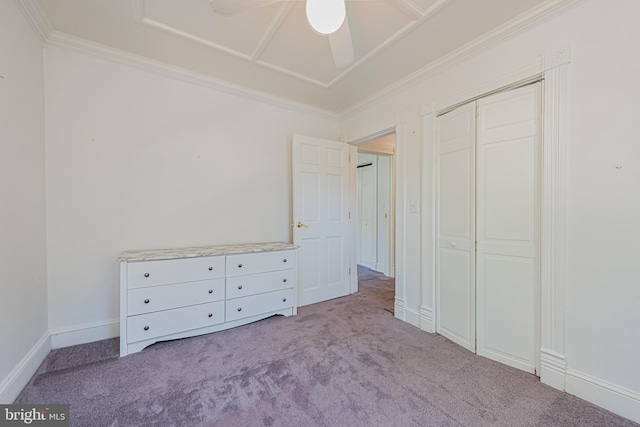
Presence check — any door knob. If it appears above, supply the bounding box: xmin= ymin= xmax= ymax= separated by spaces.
xmin=296 ymin=221 xmax=309 ymax=228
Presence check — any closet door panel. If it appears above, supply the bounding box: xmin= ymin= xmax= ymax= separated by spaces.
xmin=478 ymin=136 xmax=536 ymax=258
xmin=439 ymin=149 xmax=473 ymax=251
xmin=436 ymin=103 xmax=476 ymax=352
xmin=439 ymin=248 xmax=475 ymax=351
xmin=439 ymin=104 xmax=476 ymax=155
xmin=477 ymin=87 xmax=537 ymax=143
xmin=477 ymin=254 xmax=535 ymax=372
xmin=476 ymin=84 xmax=540 ymax=373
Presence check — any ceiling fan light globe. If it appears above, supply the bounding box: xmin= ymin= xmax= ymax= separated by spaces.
xmin=306 ymin=0 xmax=346 ymax=35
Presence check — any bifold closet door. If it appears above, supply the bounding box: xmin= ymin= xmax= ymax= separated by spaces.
xmin=436 ymin=103 xmax=476 ymax=352
xmin=476 ymin=83 xmax=540 ymax=373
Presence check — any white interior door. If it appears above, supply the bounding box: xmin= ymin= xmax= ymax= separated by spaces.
xmin=436 ymin=103 xmax=476 ymax=352
xmin=357 ymin=155 xmax=377 ymax=270
xmin=476 ymin=83 xmax=541 ymax=373
xmin=293 ymin=135 xmax=352 ymax=307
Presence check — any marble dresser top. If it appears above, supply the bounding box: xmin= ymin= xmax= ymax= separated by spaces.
xmin=118 ymin=242 xmax=297 ymax=262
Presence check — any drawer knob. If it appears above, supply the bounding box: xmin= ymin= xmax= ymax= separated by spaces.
xmin=282 ymin=298 xmax=287 ymax=302
xmin=238 ymin=264 xmax=243 ymax=268
xmin=238 ymin=285 xmax=243 ymax=290
xmin=144 ymin=326 xmax=149 ymax=331
xmin=208 ymin=313 xmax=213 ymax=318
xmin=283 ymin=259 xmax=287 ymax=263
xmin=237 ymin=307 xmax=242 ymax=312
xmin=282 ymin=278 xmax=287 ymax=283
xmin=208 ymin=289 xmax=213 ymax=294
xmin=208 ymin=267 xmax=213 ymax=271
xmin=144 ymin=299 xmax=150 ymax=304
xmin=144 ymin=273 xmax=150 ymax=278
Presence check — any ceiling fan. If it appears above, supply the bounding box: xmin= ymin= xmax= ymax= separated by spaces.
xmin=209 ymin=0 xmax=356 ymax=68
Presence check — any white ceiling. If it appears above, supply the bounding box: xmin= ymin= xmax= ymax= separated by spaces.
xmin=37 ymin=0 xmax=554 ymax=113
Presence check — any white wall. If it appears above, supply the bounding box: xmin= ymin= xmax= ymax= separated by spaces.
xmin=0 ymin=1 xmax=49 ymax=403
xmin=340 ymin=0 xmax=639 ymax=421
xmin=44 ymin=44 xmax=339 ymax=346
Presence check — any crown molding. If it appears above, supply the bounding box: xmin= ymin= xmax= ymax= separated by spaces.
xmin=45 ymin=31 xmax=339 ymax=121
xmin=13 ymin=0 xmax=52 ymax=42
xmin=339 ymin=0 xmax=585 ymax=119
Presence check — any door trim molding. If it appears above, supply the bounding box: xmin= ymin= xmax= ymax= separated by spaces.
xmin=422 ymin=46 xmax=571 ymax=390
xmin=420 ymin=112 xmax=436 ymax=333
xmin=350 ymin=144 xmax=359 ymax=294
xmin=539 ymin=52 xmax=570 ymax=389
xmin=343 ymin=113 xmax=407 ymax=322
xmin=394 ymin=114 xmax=409 ymax=324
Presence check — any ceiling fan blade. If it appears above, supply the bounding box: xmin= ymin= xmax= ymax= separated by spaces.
xmin=209 ymin=0 xmax=281 ymax=17
xmin=328 ymin=17 xmax=355 ymax=68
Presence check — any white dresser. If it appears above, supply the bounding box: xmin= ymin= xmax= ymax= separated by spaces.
xmin=118 ymin=242 xmax=297 ymax=357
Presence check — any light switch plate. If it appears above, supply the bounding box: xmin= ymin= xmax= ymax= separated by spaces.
xmin=409 ymin=199 xmax=419 ymax=213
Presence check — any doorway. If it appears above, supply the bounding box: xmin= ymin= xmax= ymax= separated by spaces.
xmin=355 ymin=134 xmax=396 ymax=279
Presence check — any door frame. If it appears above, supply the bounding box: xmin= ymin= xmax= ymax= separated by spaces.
xmin=343 ymin=115 xmax=407 ymax=320
xmin=422 ymin=47 xmax=571 ymax=390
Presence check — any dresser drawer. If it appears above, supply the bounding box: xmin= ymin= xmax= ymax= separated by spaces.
xmin=226 ymin=270 xmax=294 ymax=300
xmin=127 ymin=256 xmax=225 ymax=289
xmin=226 ymin=250 xmax=294 ymax=277
xmin=225 ymin=288 xmax=294 ymax=322
xmin=127 ymin=278 xmax=225 ymax=316
xmin=127 ymin=301 xmax=225 ymax=343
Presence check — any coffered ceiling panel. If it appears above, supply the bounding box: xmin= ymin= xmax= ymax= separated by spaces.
xmin=257 ymin=4 xmax=340 ymax=84
xmin=37 ymin=0 xmax=562 ymax=112
xmin=343 ymin=1 xmax=414 ymax=61
xmin=142 ymin=0 xmax=283 ymax=57
xmin=413 ymin=0 xmax=445 ymax=13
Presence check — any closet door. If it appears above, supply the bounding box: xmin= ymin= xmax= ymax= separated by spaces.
xmin=476 ymin=84 xmax=540 ymax=373
xmin=436 ymin=103 xmax=476 ymax=352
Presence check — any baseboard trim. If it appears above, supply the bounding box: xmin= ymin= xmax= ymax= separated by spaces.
xmin=394 ymin=299 xmax=420 ymax=328
xmin=50 ymin=319 xmax=119 ymax=349
xmin=394 ymin=297 xmax=405 ymax=322
xmin=419 ymin=306 xmax=434 ymax=333
xmin=565 ymin=368 xmax=640 ymax=424
xmin=540 ymin=348 xmax=566 ymax=390
xmin=403 ymin=306 xmax=420 ymax=328
xmin=0 ymin=331 xmax=51 ymax=403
